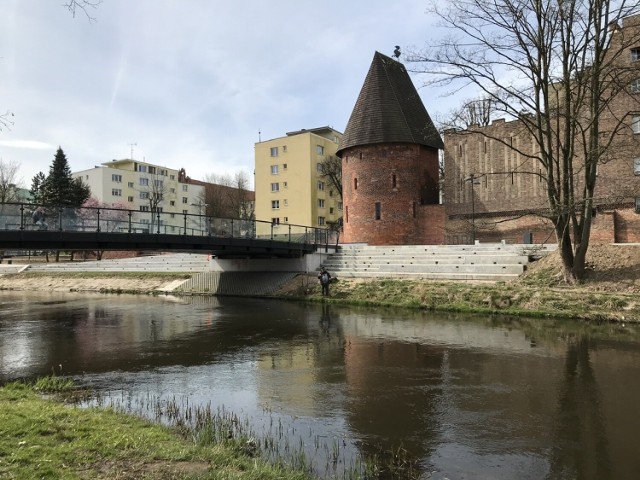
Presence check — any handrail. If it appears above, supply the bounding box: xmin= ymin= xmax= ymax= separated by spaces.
xmin=0 ymin=202 xmax=331 ymax=248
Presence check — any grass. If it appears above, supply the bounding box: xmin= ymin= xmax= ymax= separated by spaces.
xmin=283 ymin=274 xmax=640 ymax=323
xmin=0 ymin=380 xmax=313 ymax=480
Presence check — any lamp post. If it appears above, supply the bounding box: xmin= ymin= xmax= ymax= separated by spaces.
xmin=465 ymin=173 xmax=481 ymax=244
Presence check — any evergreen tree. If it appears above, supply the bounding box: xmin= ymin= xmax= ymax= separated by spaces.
xmin=30 ymin=172 xmax=47 ymax=204
xmin=43 ymin=147 xmax=90 ymax=207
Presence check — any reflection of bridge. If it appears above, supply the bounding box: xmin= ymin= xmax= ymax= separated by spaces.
xmin=0 ymin=203 xmax=329 ymax=258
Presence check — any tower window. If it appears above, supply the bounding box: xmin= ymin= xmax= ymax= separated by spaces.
xmin=392 ymin=174 xmax=397 ymax=189
xmin=375 ymin=202 xmax=381 ymax=220
xmin=354 ymin=178 xmax=358 ymax=190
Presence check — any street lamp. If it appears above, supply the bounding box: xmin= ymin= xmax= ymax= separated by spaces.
xmin=464 ymin=173 xmax=482 ymax=244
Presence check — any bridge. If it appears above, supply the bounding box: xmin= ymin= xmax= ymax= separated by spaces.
xmin=0 ymin=203 xmax=331 ymax=259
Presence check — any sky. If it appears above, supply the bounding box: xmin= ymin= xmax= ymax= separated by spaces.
xmin=0 ymin=0 xmax=450 ymax=190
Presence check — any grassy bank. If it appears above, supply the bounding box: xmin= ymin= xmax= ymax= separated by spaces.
xmin=0 ymin=379 xmax=312 ymax=480
xmin=275 ymin=274 xmax=640 ymax=323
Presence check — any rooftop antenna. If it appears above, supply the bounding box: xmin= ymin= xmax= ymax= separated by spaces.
xmin=258 ymin=129 xmax=261 ymax=142
xmin=128 ymin=142 xmax=137 ymax=160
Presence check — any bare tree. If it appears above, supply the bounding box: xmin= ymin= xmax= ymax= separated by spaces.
xmin=411 ymin=0 xmax=640 ymax=283
xmin=318 ymin=155 xmax=342 ymax=200
xmin=0 ymin=111 xmax=14 ymax=132
xmin=0 ymin=159 xmax=21 ymax=203
xmin=230 ymin=171 xmax=255 ymax=220
xmin=438 ymin=97 xmax=496 ymax=130
xmin=139 ymin=170 xmax=167 ymax=233
xmin=63 ymin=0 xmax=102 ymax=22
xmin=202 ymin=171 xmax=255 ymax=220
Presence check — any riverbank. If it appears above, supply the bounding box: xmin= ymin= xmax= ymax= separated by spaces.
xmin=271 ymin=244 xmax=640 ymax=322
xmin=0 ymin=379 xmax=311 ymax=480
xmin=1 ymin=244 xmax=638 ymax=322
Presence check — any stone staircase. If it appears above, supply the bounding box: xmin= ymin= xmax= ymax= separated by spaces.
xmin=321 ymin=244 xmax=555 ymax=281
xmin=22 ymin=253 xmax=211 ymax=273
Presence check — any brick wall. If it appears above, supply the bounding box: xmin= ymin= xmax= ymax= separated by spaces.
xmin=342 ymin=143 xmax=442 ymax=245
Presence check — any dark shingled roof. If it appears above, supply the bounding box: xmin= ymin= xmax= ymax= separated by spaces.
xmin=336 ymin=51 xmax=443 ymax=157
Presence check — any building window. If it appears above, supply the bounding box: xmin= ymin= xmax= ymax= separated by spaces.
xmin=154 ymin=180 xmax=163 ymax=187
xmin=392 ymin=173 xmax=397 ymax=189
xmin=140 ymin=205 xmax=150 ymax=212
xmin=170 ymin=187 xmax=176 ymax=194
xmin=148 ymin=166 xmax=156 ymax=174
xmin=138 ymin=165 xmax=147 ymax=173
xmin=271 ymin=182 xmax=279 ymax=192
xmin=140 ymin=192 xmax=149 ymax=199
xmin=632 ymin=48 xmax=640 ymax=61
xmin=112 ymin=174 xmax=122 ymax=183
xmin=318 ymin=216 xmax=326 ymax=225
xmin=283 ymin=181 xmax=288 ymax=188
xmin=316 ymin=145 xmax=324 ymax=155
xmin=633 ymin=115 xmax=640 ymax=134
xmin=375 ymin=202 xmax=381 ymax=220
xmin=183 ymin=209 xmax=188 ymax=215
xmin=631 ymin=79 xmax=640 ymax=94
xmin=182 ymin=184 xmax=188 ymax=191
xmin=182 ymin=197 xmax=188 ymax=204
xmin=283 ymin=163 xmax=287 ymax=170
xmin=317 ymin=163 xmax=323 ymax=173
xmin=128 ymin=181 xmax=134 ymax=188
xmin=338 ymin=201 xmax=343 ymax=210
xmin=127 ymin=196 xmax=133 ymax=202
xmin=170 ymin=174 xmax=175 ymax=180
xmin=636 ymin=197 xmax=640 ymax=213
xmin=318 ymin=199 xmax=325 ymax=208
xmin=272 ymin=218 xmax=280 ymax=225
xmin=354 ymin=178 xmax=358 ymax=190
xmin=283 ymin=217 xmax=288 ymax=222
xmin=317 ymin=181 xmax=325 ymax=190
xmin=170 ymin=200 xmax=175 ymax=206
xmin=139 ymin=178 xmax=149 ymax=186
xmin=635 ymin=158 xmax=640 ymax=175
xmin=271 ymin=200 xmax=280 ymax=209
xmin=329 ymin=207 xmax=334 ymax=214
xmin=271 ymin=165 xmax=279 ymax=174
xmin=112 ymin=188 xmax=122 ymax=196
xmin=284 ymin=199 xmax=288 ymax=206
xmin=270 ymin=147 xmax=278 ymax=157
xmin=283 ymin=145 xmax=287 ymax=153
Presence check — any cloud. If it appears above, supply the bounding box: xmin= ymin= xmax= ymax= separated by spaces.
xmin=0 ymin=140 xmax=53 ymax=150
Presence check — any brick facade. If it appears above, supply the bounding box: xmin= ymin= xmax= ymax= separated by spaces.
xmin=443 ymin=15 xmax=640 ymax=245
xmin=342 ymin=143 xmax=444 ymax=245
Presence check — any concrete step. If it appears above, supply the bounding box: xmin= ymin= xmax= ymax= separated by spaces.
xmin=333 ymin=271 xmax=520 ymax=281
xmin=323 ymin=255 xmax=530 ymax=266
xmin=328 ymin=264 xmax=525 ymax=274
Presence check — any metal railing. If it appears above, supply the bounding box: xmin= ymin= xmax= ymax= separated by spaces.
xmin=0 ymin=202 xmax=330 ymax=250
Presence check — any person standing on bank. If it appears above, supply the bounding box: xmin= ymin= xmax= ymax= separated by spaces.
xmin=318 ymin=267 xmax=332 ymax=297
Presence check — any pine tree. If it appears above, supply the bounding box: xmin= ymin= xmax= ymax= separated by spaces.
xmin=43 ymin=147 xmax=90 ymax=207
xmin=30 ymin=172 xmax=47 ymax=205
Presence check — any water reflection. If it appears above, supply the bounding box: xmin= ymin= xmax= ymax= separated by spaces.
xmin=1 ymin=291 xmax=640 ymax=479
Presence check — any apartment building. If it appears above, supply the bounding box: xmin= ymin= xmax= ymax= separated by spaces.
xmin=254 ymin=127 xmax=343 ymax=234
xmin=73 ymin=159 xmax=204 ymax=234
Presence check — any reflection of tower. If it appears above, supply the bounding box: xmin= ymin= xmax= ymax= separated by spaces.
xmin=336 ymin=52 xmax=444 ymax=245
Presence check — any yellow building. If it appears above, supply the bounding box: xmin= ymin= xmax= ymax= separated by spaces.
xmin=254 ymin=127 xmax=343 ymax=236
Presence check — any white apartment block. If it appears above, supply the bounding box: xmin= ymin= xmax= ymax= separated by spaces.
xmin=73 ymin=159 xmax=205 ymax=234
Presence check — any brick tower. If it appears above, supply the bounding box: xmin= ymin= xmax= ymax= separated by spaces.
xmin=336 ymin=52 xmax=444 ymax=245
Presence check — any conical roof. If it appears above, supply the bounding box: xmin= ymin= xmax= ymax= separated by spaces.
xmin=336 ymin=52 xmax=443 ymax=157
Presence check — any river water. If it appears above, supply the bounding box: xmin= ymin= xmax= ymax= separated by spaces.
xmin=1 ymin=291 xmax=639 ymax=479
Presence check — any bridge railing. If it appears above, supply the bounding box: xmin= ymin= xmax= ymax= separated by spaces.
xmin=0 ymin=202 xmax=330 ymax=249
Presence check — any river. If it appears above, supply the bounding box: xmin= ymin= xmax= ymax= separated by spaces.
xmin=1 ymin=291 xmax=639 ymax=479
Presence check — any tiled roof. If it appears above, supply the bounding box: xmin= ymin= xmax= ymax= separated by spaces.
xmin=336 ymin=52 xmax=443 ymax=157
